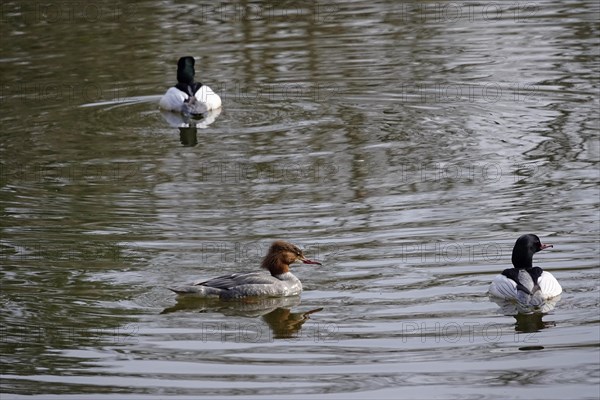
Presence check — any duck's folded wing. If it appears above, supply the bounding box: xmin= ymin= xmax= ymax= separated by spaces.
xmin=194 ymin=272 xmax=277 ymax=290
xmin=538 ymin=271 xmax=562 ymax=299
xmin=489 ymin=274 xmax=518 ymax=300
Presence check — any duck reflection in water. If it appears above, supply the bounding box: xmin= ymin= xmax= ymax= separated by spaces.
xmin=513 ymin=312 xmax=556 ymax=334
xmin=160 ymin=108 xmax=221 ymax=146
xmin=262 ymin=305 xmax=323 ymax=339
xmin=489 ymin=294 xmax=561 ymax=316
xmin=489 ymin=295 xmax=559 ymax=352
xmin=178 ymin=125 xmax=197 ymax=147
xmin=161 ymin=296 xmax=323 ymax=339
xmin=160 ymin=107 xmax=221 ymax=130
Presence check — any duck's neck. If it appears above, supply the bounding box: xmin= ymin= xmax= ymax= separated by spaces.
xmin=175 ymin=81 xmax=203 ymax=96
xmin=512 ymin=247 xmax=534 ymax=269
xmin=513 ymin=259 xmax=533 ymax=270
xmin=261 ymin=255 xmax=290 ymax=276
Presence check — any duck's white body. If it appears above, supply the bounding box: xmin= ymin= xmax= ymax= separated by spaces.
xmin=170 ymin=271 xmax=303 ymax=299
xmin=159 ymin=85 xmax=222 ymax=113
xmin=489 ymin=270 xmax=562 ymax=306
xmin=488 ymin=234 xmax=562 ymax=311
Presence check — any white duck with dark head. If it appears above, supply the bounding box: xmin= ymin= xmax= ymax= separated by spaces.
xmin=489 ymin=234 xmax=562 ymax=307
xmin=159 ymin=56 xmax=222 ymax=117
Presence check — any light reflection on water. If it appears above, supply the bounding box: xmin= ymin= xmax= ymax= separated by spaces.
xmin=1 ymin=1 xmax=599 ymax=399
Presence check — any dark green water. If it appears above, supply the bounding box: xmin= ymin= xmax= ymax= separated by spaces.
xmin=1 ymin=1 xmax=599 ymax=399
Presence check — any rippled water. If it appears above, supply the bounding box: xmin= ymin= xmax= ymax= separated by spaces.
xmin=1 ymin=1 xmax=599 ymax=399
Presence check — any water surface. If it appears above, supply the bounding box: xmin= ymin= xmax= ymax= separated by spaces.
xmin=1 ymin=1 xmax=599 ymax=399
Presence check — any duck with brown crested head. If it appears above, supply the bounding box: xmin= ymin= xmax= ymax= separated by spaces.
xmin=169 ymin=241 xmax=321 ymax=299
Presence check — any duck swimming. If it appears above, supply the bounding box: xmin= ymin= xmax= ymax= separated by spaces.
xmin=159 ymin=56 xmax=222 ymax=116
xmin=489 ymin=234 xmax=562 ymax=307
xmin=169 ymin=241 xmax=322 ymax=299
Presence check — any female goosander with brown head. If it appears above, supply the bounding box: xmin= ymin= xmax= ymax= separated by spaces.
xmin=489 ymin=234 xmax=562 ymax=307
xmin=169 ymin=241 xmax=321 ymax=299
xmin=159 ymin=56 xmax=222 ymax=116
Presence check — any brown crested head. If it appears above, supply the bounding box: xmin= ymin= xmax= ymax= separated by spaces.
xmin=261 ymin=240 xmax=322 ymax=276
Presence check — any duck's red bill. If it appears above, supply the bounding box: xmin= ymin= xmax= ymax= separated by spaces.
xmin=541 ymin=243 xmax=553 ymax=250
xmin=302 ymin=259 xmax=322 ymax=265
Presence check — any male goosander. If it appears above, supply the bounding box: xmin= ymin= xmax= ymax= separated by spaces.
xmin=489 ymin=234 xmax=562 ymax=307
xmin=169 ymin=241 xmax=321 ymax=299
xmin=159 ymin=56 xmax=222 ymax=116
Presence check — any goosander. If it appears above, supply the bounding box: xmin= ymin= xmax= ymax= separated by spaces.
xmin=169 ymin=241 xmax=321 ymax=299
xmin=159 ymin=56 xmax=222 ymax=116
xmin=489 ymin=234 xmax=562 ymax=307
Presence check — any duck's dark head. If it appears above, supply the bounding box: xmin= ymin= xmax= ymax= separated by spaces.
xmin=511 ymin=234 xmax=553 ymax=269
xmin=177 ymin=56 xmax=196 ymax=85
